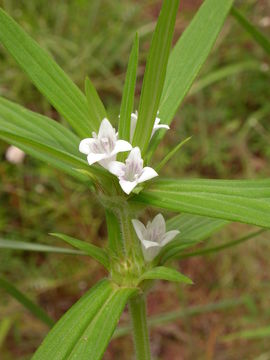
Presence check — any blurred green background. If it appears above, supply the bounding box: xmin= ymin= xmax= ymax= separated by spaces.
xmin=0 ymin=0 xmax=270 ymax=359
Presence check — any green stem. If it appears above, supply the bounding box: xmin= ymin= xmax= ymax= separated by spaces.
xmin=129 ymin=293 xmax=151 ymax=360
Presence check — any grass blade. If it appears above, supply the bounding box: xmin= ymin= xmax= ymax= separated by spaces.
xmin=114 ymin=296 xmax=251 ymax=338
xmin=155 ymin=136 xmax=191 ymax=172
xmin=189 ymin=60 xmax=264 ymax=96
xmin=132 ymin=0 xmax=180 ymax=154
xmin=0 ymin=277 xmax=54 ymax=328
xmin=177 ymin=229 xmax=266 ymax=260
xmin=223 ymin=325 xmax=270 ymax=341
xmin=50 ymin=233 xmax=110 ymax=270
xmin=0 ymin=9 xmax=92 ymax=137
xmin=118 ymin=33 xmax=139 ymax=144
xmin=231 ymin=7 xmax=270 ymax=55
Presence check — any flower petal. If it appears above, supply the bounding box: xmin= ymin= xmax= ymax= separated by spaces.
xmin=99 ymin=155 xmax=116 ymax=169
xmin=87 ymin=152 xmax=107 ymax=165
xmin=79 ymin=138 xmax=95 ymax=154
xmin=112 ymin=140 xmax=132 ymax=155
xmin=138 ymin=166 xmax=158 ymax=183
xmin=152 ymin=214 xmax=166 ymax=240
xmin=130 ymin=112 xmax=138 ymax=142
xmin=161 ymin=230 xmax=180 ymax=247
xmin=132 ymin=219 xmax=146 ymax=242
xmin=155 ymin=124 xmax=170 ymax=130
xmin=128 ymin=146 xmax=142 ymax=162
xmin=98 ymin=118 xmax=115 ymax=139
xmin=141 ymin=242 xmax=161 ymax=262
xmin=119 ymin=179 xmax=138 ymax=194
xmin=108 ymin=161 xmax=126 ymax=177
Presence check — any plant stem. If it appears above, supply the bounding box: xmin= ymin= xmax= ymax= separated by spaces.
xmin=129 ymin=293 xmax=151 ymax=360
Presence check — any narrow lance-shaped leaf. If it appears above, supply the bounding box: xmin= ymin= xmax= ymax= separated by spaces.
xmin=148 ymin=0 xmax=234 ymax=160
xmin=231 ymin=6 xmax=270 ymax=55
xmin=132 ymin=0 xmax=180 ymax=154
xmin=105 ymin=209 xmax=124 ymax=256
xmin=0 ymin=9 xmax=93 ymax=137
xmin=0 ymin=238 xmax=84 ymax=256
xmin=0 ymin=96 xmax=80 ymax=156
xmin=118 ymin=33 xmax=139 ymax=143
xmin=50 ymin=233 xmax=110 ymax=270
xmin=0 ymin=277 xmax=54 ymax=328
xmin=139 ymin=266 xmax=193 ymax=284
xmin=85 ymin=77 xmax=107 ymax=130
xmin=32 ymin=279 xmax=136 ymax=360
xmin=133 ymin=178 xmax=270 ymax=229
xmin=0 ymin=130 xmax=108 ymax=181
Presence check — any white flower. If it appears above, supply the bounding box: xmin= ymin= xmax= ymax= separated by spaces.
xmin=130 ymin=110 xmax=169 ymax=142
xmin=108 ymin=147 xmax=158 ymax=194
xmin=79 ymin=118 xmax=132 ymax=168
xmin=132 ymin=214 xmax=180 ymax=262
xmin=5 ymin=146 xmax=25 ymax=164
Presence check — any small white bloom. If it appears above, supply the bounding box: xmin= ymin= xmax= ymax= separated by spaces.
xmin=5 ymin=146 xmax=25 ymax=164
xmin=132 ymin=214 xmax=180 ymax=262
xmin=108 ymin=147 xmax=158 ymax=194
xmin=130 ymin=110 xmax=169 ymax=142
xmin=79 ymin=118 xmax=132 ymax=168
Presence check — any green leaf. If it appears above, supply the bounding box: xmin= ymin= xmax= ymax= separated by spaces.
xmin=0 ymin=9 xmax=92 ymax=137
xmin=134 ymin=178 xmax=270 ymax=228
xmin=139 ymin=266 xmax=192 ymax=284
xmin=155 ymin=136 xmax=192 ymax=172
xmin=158 ymin=214 xmax=228 ymax=263
xmin=85 ymin=77 xmax=107 ymax=130
xmin=50 ymin=233 xmax=110 ymax=270
xmin=0 ymin=96 xmax=80 ymax=156
xmin=148 ymin=0 xmax=234 ymax=159
xmin=132 ymin=0 xmax=180 ymax=154
xmin=0 ymin=276 xmax=54 ymax=328
xmin=105 ymin=209 xmax=124 ymax=256
xmin=118 ymin=33 xmax=139 ymax=144
xmin=0 ymin=238 xmax=84 ymax=255
xmin=0 ymin=130 xmax=107 ymax=181
xmin=32 ymin=279 xmax=136 ymax=360
xmin=167 ymin=214 xmax=228 ymax=242
xmin=231 ymin=7 xmax=270 ymax=55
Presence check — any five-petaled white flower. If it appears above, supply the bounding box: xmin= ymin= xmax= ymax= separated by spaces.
xmin=108 ymin=147 xmax=158 ymax=195
xmin=132 ymin=214 xmax=180 ymax=262
xmin=79 ymin=118 xmax=132 ymax=168
xmin=130 ymin=110 xmax=169 ymax=142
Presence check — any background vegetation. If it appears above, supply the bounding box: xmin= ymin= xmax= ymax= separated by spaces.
xmin=0 ymin=0 xmax=270 ymax=359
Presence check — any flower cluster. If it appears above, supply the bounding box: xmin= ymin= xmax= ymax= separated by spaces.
xmin=79 ymin=112 xmax=169 ymax=194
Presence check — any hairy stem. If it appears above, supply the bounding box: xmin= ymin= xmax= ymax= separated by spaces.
xmin=129 ymin=294 xmax=151 ymax=360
